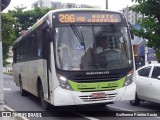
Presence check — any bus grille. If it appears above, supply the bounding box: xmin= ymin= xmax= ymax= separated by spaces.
xmin=79 ymin=93 xmax=117 ymax=102
xmin=77 ymin=87 xmax=117 ymax=92
xmin=71 ymin=74 xmax=122 ymax=83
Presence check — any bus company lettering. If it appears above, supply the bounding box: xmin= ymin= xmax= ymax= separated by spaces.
xmin=77 ymin=83 xmax=88 ymax=88
xmin=86 ymin=71 xmax=109 ymax=75
xmin=108 ymin=82 xmax=118 ymax=87
xmin=12 ymin=112 xmax=42 ymax=117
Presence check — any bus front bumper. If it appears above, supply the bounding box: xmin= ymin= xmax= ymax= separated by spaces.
xmin=53 ymin=82 xmax=136 ymax=106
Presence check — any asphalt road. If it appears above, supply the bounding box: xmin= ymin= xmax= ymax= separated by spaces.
xmin=3 ymin=74 xmax=160 ymax=120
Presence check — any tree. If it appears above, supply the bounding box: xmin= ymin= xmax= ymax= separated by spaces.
xmin=8 ymin=6 xmax=53 ymax=39
xmin=131 ymin=0 xmax=160 ymax=61
xmin=2 ymin=13 xmax=16 ymax=66
xmin=2 ymin=6 xmax=54 ymax=66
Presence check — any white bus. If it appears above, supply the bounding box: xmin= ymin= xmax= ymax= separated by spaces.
xmin=13 ymin=9 xmax=136 ymax=109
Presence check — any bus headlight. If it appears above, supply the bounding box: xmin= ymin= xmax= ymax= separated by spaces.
xmin=56 ymin=74 xmax=72 ymax=90
xmin=124 ymin=71 xmax=133 ymax=86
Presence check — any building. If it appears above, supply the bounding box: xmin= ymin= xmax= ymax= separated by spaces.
xmin=31 ymin=0 xmax=100 ymax=9
xmin=121 ymin=7 xmax=143 ymax=25
xmin=32 ymin=0 xmax=51 ymax=9
xmin=51 ymin=1 xmax=61 ymax=9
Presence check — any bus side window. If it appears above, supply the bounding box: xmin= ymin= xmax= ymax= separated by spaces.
xmin=17 ymin=44 xmax=20 ymax=62
xmin=13 ymin=47 xmax=17 ymax=63
xmin=36 ymin=30 xmax=43 ymax=58
xmin=32 ymin=32 xmax=37 ymax=58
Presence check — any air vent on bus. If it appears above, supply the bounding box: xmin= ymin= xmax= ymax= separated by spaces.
xmin=70 ymin=74 xmax=123 ymax=83
xmin=77 ymin=86 xmax=118 ymax=92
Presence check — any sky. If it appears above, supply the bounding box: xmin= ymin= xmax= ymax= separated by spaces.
xmin=5 ymin=0 xmax=134 ymax=11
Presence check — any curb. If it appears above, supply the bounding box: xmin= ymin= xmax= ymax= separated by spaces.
xmin=3 ymin=72 xmax=13 ymax=75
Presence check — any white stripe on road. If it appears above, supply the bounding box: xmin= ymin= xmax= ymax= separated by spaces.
xmin=71 ymin=105 xmax=132 ymax=120
xmin=3 ymin=88 xmax=11 ymax=91
xmin=4 ymin=105 xmax=29 ymax=120
xmin=4 ymin=105 xmax=14 ymax=111
xmin=72 ymin=112 xmax=99 ymax=120
xmin=108 ymin=105 xmax=133 ymax=111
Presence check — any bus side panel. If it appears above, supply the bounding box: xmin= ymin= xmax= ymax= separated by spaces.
xmin=27 ymin=59 xmax=47 ymax=97
xmin=28 ymin=60 xmax=37 ymax=95
xmin=43 ymin=59 xmax=51 ymax=101
xmin=13 ymin=64 xmax=19 ymax=86
xmin=15 ymin=62 xmax=29 ymax=91
xmin=38 ymin=59 xmax=48 ymax=99
xmin=50 ymin=42 xmax=60 ymax=105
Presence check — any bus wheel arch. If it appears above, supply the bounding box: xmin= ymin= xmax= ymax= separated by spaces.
xmin=19 ymin=75 xmax=27 ymax=96
xmin=37 ymin=77 xmax=42 ymax=97
xmin=37 ymin=77 xmax=50 ymax=110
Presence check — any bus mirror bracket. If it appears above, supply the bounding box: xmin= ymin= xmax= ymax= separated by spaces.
xmin=128 ymin=22 xmax=134 ymax=40
xmin=130 ymin=28 xmax=134 ymax=40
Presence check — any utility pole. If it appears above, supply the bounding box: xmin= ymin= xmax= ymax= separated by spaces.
xmin=0 ymin=0 xmax=4 ymax=112
xmin=106 ymin=0 xmax=108 ymax=9
xmin=0 ymin=0 xmax=11 ymax=111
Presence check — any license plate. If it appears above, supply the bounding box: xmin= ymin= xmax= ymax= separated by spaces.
xmin=92 ymin=92 xmax=106 ymax=98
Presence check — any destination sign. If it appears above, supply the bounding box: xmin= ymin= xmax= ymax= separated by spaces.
xmin=58 ymin=12 xmax=121 ymax=23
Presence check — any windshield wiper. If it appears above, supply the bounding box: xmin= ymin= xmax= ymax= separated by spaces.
xmin=91 ymin=24 xmax=100 ymax=69
xmin=70 ymin=23 xmax=86 ymax=52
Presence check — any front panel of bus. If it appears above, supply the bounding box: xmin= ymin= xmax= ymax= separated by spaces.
xmin=51 ymin=10 xmax=136 ymax=106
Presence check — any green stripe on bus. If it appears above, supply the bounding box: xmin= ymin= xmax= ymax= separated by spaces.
xmin=68 ymin=77 xmax=126 ymax=92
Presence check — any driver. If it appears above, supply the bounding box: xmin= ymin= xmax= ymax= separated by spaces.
xmin=96 ymin=39 xmax=110 ymax=54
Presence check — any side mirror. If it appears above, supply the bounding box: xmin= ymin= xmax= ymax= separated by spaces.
xmin=158 ymin=76 xmax=160 ymax=80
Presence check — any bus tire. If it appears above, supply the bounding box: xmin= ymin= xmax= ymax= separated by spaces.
xmin=19 ymin=77 xmax=27 ymax=96
xmin=130 ymin=94 xmax=140 ymax=106
xmin=39 ymin=82 xmax=50 ymax=110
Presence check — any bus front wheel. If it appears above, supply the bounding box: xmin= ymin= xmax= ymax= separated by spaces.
xmin=39 ymin=82 xmax=50 ymax=110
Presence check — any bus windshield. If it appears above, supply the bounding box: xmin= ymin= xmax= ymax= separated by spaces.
xmin=55 ymin=24 xmax=132 ymax=71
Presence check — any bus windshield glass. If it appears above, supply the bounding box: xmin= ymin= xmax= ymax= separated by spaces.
xmin=55 ymin=24 xmax=132 ymax=71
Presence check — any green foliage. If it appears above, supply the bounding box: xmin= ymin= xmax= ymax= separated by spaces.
xmin=2 ymin=13 xmax=16 ymax=66
xmin=131 ymin=0 xmax=160 ymax=61
xmin=8 ymin=6 xmax=54 ymax=39
xmin=156 ymin=51 xmax=160 ymax=63
xmin=2 ymin=6 xmax=54 ymax=66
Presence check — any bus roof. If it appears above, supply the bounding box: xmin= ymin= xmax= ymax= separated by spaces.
xmin=13 ymin=8 xmax=123 ymax=45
